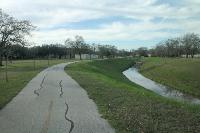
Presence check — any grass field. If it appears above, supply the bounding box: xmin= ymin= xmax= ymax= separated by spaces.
xmin=0 ymin=59 xmax=68 ymax=109
xmin=140 ymin=57 xmax=200 ymax=98
xmin=66 ymin=58 xmax=200 ymax=133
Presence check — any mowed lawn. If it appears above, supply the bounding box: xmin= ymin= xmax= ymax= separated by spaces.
xmin=140 ymin=57 xmax=200 ymax=98
xmin=66 ymin=58 xmax=200 ymax=133
xmin=0 ymin=59 xmax=68 ymax=109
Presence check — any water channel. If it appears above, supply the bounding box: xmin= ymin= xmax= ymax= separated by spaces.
xmin=123 ymin=67 xmax=200 ymax=104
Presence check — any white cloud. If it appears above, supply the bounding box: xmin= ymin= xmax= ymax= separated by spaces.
xmin=29 ymin=21 xmax=178 ymax=45
xmin=1 ymin=0 xmax=200 ymax=48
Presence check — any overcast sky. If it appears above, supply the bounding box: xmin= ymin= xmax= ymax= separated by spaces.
xmin=1 ymin=0 xmax=200 ymax=49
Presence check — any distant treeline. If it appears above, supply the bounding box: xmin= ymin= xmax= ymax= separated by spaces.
xmin=134 ymin=33 xmax=200 ymax=58
xmin=3 ymin=38 xmax=131 ymax=60
xmin=2 ymin=32 xmax=200 ymax=64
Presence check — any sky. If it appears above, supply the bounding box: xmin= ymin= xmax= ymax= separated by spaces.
xmin=0 ymin=0 xmax=200 ymax=50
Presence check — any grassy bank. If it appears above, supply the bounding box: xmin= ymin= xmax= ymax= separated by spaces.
xmin=140 ymin=57 xmax=200 ymax=98
xmin=0 ymin=59 xmax=68 ymax=109
xmin=66 ymin=58 xmax=200 ymax=133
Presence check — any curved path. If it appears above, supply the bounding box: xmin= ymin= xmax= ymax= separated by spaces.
xmin=0 ymin=62 xmax=115 ymax=133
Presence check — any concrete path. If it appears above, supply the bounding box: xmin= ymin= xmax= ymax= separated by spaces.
xmin=0 ymin=62 xmax=115 ymax=133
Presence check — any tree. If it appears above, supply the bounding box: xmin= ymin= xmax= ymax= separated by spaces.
xmin=0 ymin=9 xmax=35 ymax=66
xmin=155 ymin=43 xmax=167 ymax=57
xmin=88 ymin=43 xmax=96 ymax=60
xmin=0 ymin=9 xmax=35 ymax=82
xmin=108 ymin=45 xmax=118 ymax=58
xmin=181 ymin=33 xmax=200 ymax=58
xmin=130 ymin=49 xmax=137 ymax=57
xmin=118 ymin=49 xmax=131 ymax=57
xmin=182 ymin=33 xmax=200 ymax=58
xmin=97 ymin=45 xmax=117 ymax=58
xmin=65 ymin=38 xmax=74 ymax=59
xmin=137 ymin=47 xmax=148 ymax=57
xmin=149 ymin=33 xmax=200 ymax=58
xmin=74 ymin=35 xmax=85 ymax=60
xmin=163 ymin=38 xmax=181 ymax=57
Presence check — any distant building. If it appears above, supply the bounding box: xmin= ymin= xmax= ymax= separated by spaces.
xmin=75 ymin=54 xmax=99 ymax=60
xmin=181 ymin=54 xmax=200 ymax=58
xmin=148 ymin=54 xmax=151 ymax=57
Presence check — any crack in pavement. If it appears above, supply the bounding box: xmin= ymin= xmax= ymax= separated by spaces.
xmin=41 ymin=101 xmax=53 ymax=133
xmin=59 ymin=80 xmax=74 ymax=133
xmin=65 ymin=101 xmax=74 ymax=133
xmin=59 ymin=80 xmax=64 ymax=97
xmin=34 ymin=74 xmax=47 ymax=96
xmin=0 ymin=62 xmax=115 ymax=133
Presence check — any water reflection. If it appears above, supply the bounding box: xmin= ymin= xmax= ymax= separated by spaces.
xmin=123 ymin=67 xmax=200 ymax=104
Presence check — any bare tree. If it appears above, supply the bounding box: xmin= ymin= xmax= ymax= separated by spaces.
xmin=65 ymin=38 xmax=74 ymax=59
xmin=74 ymin=35 xmax=85 ymax=60
xmin=164 ymin=38 xmax=180 ymax=57
xmin=182 ymin=33 xmax=192 ymax=58
xmin=152 ymin=34 xmax=200 ymax=58
xmin=182 ymin=33 xmax=200 ymax=58
xmin=89 ymin=43 xmax=96 ymax=60
xmin=97 ymin=45 xmax=117 ymax=58
xmin=137 ymin=47 xmax=148 ymax=57
xmin=0 ymin=9 xmax=35 ymax=81
xmin=154 ymin=42 xmax=167 ymax=57
xmin=190 ymin=35 xmax=200 ymax=58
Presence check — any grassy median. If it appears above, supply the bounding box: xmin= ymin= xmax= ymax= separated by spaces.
xmin=140 ymin=57 xmax=200 ymax=98
xmin=0 ymin=59 xmax=68 ymax=109
xmin=66 ymin=58 xmax=200 ymax=133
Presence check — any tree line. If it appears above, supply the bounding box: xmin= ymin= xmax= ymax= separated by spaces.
xmin=3 ymin=39 xmax=130 ymax=61
xmin=65 ymin=36 xmax=122 ymax=59
xmin=134 ymin=33 xmax=200 ymax=58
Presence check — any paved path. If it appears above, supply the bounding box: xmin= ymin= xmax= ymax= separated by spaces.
xmin=0 ymin=62 xmax=115 ymax=133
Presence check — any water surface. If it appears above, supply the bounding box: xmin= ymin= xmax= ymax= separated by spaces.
xmin=123 ymin=67 xmax=200 ymax=104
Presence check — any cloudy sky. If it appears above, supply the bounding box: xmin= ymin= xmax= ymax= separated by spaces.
xmin=1 ymin=0 xmax=200 ymax=49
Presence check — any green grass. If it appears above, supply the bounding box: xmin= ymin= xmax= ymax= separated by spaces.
xmin=140 ymin=57 xmax=200 ymax=98
xmin=66 ymin=58 xmax=200 ymax=133
xmin=0 ymin=59 xmax=69 ymax=109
